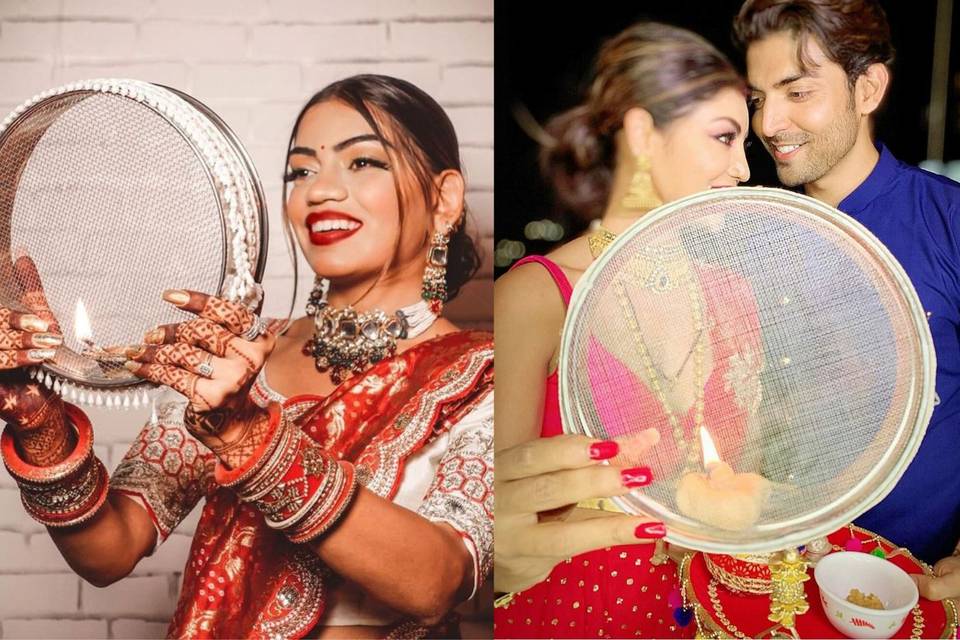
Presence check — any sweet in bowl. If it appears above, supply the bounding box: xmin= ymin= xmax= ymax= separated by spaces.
xmin=814 ymin=551 xmax=919 ymax=639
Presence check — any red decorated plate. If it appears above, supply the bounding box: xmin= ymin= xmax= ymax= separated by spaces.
xmin=683 ymin=525 xmax=958 ymax=638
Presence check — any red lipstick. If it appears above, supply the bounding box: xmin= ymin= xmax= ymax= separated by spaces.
xmin=306 ymin=211 xmax=362 ymax=246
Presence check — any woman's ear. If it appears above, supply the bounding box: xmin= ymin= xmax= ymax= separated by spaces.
xmin=432 ymin=169 xmax=466 ymax=232
xmin=622 ymin=107 xmax=656 ymax=157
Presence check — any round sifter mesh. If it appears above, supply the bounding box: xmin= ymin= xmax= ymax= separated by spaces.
xmin=0 ymin=80 xmax=266 ymax=404
xmin=559 ymin=187 xmax=935 ymax=554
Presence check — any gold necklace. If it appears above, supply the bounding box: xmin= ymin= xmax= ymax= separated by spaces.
xmin=588 ymin=226 xmax=617 ymax=259
xmin=591 ymin=224 xmax=690 ymax=294
xmin=631 ymin=243 xmax=690 ymax=294
xmin=628 ymin=245 xmax=701 ymax=387
xmin=648 ymin=324 xmax=705 ymax=390
xmin=615 ymin=264 xmax=705 ymax=470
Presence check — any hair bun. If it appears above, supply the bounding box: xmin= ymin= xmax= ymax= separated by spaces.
xmin=540 ymin=104 xmax=613 ymax=220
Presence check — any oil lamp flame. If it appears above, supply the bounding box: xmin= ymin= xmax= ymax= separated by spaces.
xmin=74 ymin=299 xmax=93 ymax=343
xmin=700 ymin=426 xmax=721 ymax=468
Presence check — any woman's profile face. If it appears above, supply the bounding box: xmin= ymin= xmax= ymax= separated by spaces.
xmin=648 ymin=87 xmax=751 ymax=202
xmin=285 ymin=99 xmax=430 ymax=285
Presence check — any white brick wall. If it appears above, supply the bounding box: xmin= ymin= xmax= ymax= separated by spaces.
xmin=0 ymin=0 xmax=493 ymax=637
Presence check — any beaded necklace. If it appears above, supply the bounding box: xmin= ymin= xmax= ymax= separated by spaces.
xmin=615 ymin=255 xmax=706 ymax=469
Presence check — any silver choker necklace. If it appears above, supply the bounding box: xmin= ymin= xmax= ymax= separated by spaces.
xmin=302 ymin=279 xmax=438 ymax=384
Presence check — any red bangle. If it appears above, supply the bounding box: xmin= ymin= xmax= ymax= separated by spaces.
xmin=2 ymin=403 xmax=109 ymax=528
xmin=215 ymin=407 xmax=358 ymax=542
xmin=287 ymin=460 xmax=358 ymax=543
xmin=21 ymin=458 xmax=109 ymax=528
xmin=1 ymin=403 xmax=93 ymax=484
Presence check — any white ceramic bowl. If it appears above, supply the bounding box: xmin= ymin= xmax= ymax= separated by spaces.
xmin=814 ymin=551 xmax=919 ymax=639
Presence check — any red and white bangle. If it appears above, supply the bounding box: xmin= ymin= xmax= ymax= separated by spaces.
xmin=287 ymin=457 xmax=357 ymax=544
xmin=1 ymin=404 xmax=109 ymax=528
xmin=215 ymin=406 xmax=358 ymax=543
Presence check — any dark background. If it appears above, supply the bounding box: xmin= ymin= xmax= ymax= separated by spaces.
xmin=494 ymin=1 xmax=960 ymax=274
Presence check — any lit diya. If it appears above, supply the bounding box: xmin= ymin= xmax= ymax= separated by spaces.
xmin=676 ymin=426 xmax=771 ymax=531
xmin=74 ymin=299 xmax=127 ymax=368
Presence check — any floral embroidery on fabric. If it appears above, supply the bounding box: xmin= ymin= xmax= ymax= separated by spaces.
xmin=417 ymin=416 xmax=494 ymax=585
xmin=252 ymin=550 xmax=326 ymax=639
xmin=111 ymin=399 xmax=215 ymax=539
xmin=356 ymin=345 xmax=494 ymax=499
xmin=724 ymin=344 xmax=763 ymax=414
xmin=320 ymin=401 xmax=346 ymax=449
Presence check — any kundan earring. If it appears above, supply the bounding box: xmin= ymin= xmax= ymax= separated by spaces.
xmin=304 ymin=275 xmax=330 ymax=318
xmin=621 ymin=154 xmax=662 ymax=211
xmin=422 ymin=226 xmax=451 ymax=314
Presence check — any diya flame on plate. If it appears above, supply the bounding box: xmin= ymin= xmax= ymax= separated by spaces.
xmin=75 ymin=299 xmax=125 ymax=364
xmin=675 ymin=426 xmax=771 ymax=531
xmin=75 ymin=299 xmax=93 ymax=349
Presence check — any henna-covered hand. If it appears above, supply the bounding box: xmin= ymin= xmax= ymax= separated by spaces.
xmin=125 ymin=289 xmax=276 ymax=461
xmin=0 ymin=255 xmax=64 ymax=372
xmin=144 ymin=318 xmax=236 ymax=358
xmin=0 ymin=255 xmax=72 ymax=465
xmin=0 ymin=377 xmax=74 ymax=466
xmin=0 ymin=308 xmax=59 ymax=370
xmin=12 ymin=254 xmax=62 ymax=335
xmin=183 ymin=398 xmax=274 ymax=469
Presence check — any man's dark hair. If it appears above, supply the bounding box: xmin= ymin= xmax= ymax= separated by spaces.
xmin=733 ymin=0 xmax=895 ymax=86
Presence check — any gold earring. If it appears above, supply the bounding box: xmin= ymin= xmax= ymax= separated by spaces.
xmin=621 ymin=154 xmax=662 ymax=211
xmin=422 ymin=227 xmax=451 ymax=314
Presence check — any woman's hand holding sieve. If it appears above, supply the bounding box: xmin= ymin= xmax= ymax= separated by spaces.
xmin=124 ymin=289 xmax=276 ymax=460
xmin=0 ymin=255 xmax=74 ymax=466
xmin=0 ymin=255 xmax=63 ymax=373
xmin=494 ymin=430 xmax=667 ymax=593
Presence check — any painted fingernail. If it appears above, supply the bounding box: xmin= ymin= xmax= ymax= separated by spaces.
xmin=123 ymin=361 xmax=140 ymax=372
xmin=622 ymin=466 xmax=653 ymax=488
xmin=33 ymin=333 xmax=63 ymax=347
xmin=28 ymin=349 xmax=56 ymax=361
xmin=144 ymin=327 xmax=165 ymax=344
xmin=635 ymin=522 xmax=666 ymax=538
xmin=589 ymin=440 xmax=619 ymax=460
xmin=124 ymin=344 xmax=146 ymax=359
xmin=162 ymin=290 xmax=190 ymax=307
xmin=21 ymin=315 xmax=48 ymax=332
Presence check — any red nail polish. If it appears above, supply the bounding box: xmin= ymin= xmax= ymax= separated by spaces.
xmin=621 ymin=466 xmax=652 ymax=487
xmin=589 ymin=440 xmax=619 ymax=460
xmin=635 ymin=522 xmax=666 ymax=538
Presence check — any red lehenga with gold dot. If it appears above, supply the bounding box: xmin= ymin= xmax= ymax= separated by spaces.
xmin=497 ymin=256 xmax=760 ymax=639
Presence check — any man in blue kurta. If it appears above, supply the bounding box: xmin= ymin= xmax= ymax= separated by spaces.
xmin=737 ymin=0 xmax=960 ymax=601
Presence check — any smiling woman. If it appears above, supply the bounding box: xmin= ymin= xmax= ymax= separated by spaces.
xmin=494 ymin=22 xmax=751 ymax=639
xmin=131 ymin=76 xmax=495 ymax=637
xmin=0 ymin=74 xmax=493 ymax=640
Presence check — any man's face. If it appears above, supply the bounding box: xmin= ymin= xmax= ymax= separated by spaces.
xmin=746 ymin=30 xmax=860 ymax=186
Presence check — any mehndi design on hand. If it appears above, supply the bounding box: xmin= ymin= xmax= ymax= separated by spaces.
xmin=126 ymin=343 xmax=223 ymax=379
xmin=0 ymin=380 xmax=74 ymax=466
xmin=184 ymin=399 xmax=274 ymax=469
xmin=144 ymin=317 xmax=236 ymax=358
xmin=127 ymin=289 xmax=274 ymax=421
xmin=163 ymin=290 xmax=260 ymax=338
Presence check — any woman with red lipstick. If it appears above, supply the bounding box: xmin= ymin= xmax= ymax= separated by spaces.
xmin=495 ymin=23 xmax=754 ymax=638
xmin=0 ymin=75 xmax=491 ymax=639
